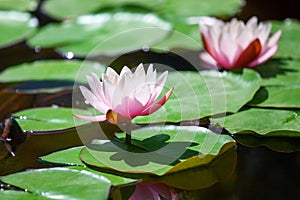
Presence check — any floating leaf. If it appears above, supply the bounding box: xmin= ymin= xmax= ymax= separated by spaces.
xmin=250 ymin=59 xmax=300 ymax=108
xmin=80 ymin=125 xmax=236 ymax=189
xmin=212 ymin=108 xmax=300 ymax=137
xmin=28 ymin=12 xmax=171 ymax=56
xmin=42 ymin=0 xmax=164 ymax=20
xmin=42 ymin=146 xmax=84 ymax=166
xmin=158 ymin=0 xmax=243 ymax=21
xmin=134 ymin=69 xmax=261 ymax=123
xmin=0 ymin=191 xmax=48 ymax=200
xmin=272 ymin=19 xmax=300 ymax=59
xmin=151 ymin=24 xmax=201 ymax=52
xmin=41 ymin=147 xmax=138 ymax=186
xmin=0 ymin=168 xmax=111 ymax=200
xmin=0 ymin=60 xmax=106 ymax=83
xmin=13 ymin=106 xmax=90 ymax=131
xmin=0 ymin=11 xmax=37 ymax=48
xmin=0 ymin=0 xmax=38 ymax=12
xmin=234 ymin=134 xmax=300 ymax=153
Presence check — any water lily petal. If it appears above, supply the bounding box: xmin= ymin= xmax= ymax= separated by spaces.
xmin=248 ymin=45 xmax=278 ymax=67
xmin=134 ymin=84 xmax=151 ymax=106
xmin=199 ymin=52 xmax=219 ymax=69
xmin=267 ymin=30 xmax=282 ymax=48
xmin=120 ymin=66 xmax=132 ymax=77
xmin=219 ymin=31 xmax=238 ymax=66
xmin=199 ymin=17 xmax=281 ymax=69
xmin=90 ymin=73 xmax=111 ymax=107
xmin=234 ymin=39 xmax=261 ymax=68
xmin=141 ymin=87 xmax=174 ymax=116
xmin=79 ymin=86 xmax=109 ymax=113
xmin=144 ymin=71 xmax=168 ymax=108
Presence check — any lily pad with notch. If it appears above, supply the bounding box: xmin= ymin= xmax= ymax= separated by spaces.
xmin=212 ymin=108 xmax=300 ymax=152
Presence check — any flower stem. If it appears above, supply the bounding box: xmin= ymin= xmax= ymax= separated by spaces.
xmin=125 ymin=120 xmax=132 ymax=145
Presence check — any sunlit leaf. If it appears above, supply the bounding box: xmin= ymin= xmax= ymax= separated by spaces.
xmin=41 ymin=147 xmax=138 ymax=186
xmin=0 ymin=168 xmax=111 ymax=200
xmin=0 ymin=0 xmax=38 ymax=11
xmin=28 ymin=12 xmax=171 ymax=56
xmin=272 ymin=19 xmax=300 ymax=59
xmin=42 ymin=0 xmax=164 ymax=20
xmin=0 ymin=60 xmax=106 ymax=83
xmin=13 ymin=106 xmax=90 ymax=131
xmin=151 ymin=24 xmax=201 ymax=52
xmin=212 ymin=108 xmax=300 ymax=137
xmin=158 ymin=0 xmax=243 ymax=21
xmin=134 ymin=69 xmax=261 ymax=123
xmin=250 ymin=59 xmax=300 ymax=108
xmin=212 ymin=108 xmax=300 ymax=152
xmin=0 ymin=191 xmax=49 ymax=200
xmin=80 ymin=125 xmax=236 ymax=189
xmin=0 ymin=11 xmax=37 ymax=48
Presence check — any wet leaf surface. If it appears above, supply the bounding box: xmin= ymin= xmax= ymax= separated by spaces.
xmin=0 ymin=0 xmax=38 ymax=11
xmin=250 ymin=59 xmax=300 ymax=108
xmin=134 ymin=69 xmax=261 ymax=123
xmin=42 ymin=0 xmax=164 ymax=20
xmin=0 ymin=60 xmax=106 ymax=83
xmin=272 ymin=19 xmax=300 ymax=59
xmin=0 ymin=168 xmax=111 ymax=200
xmin=0 ymin=11 xmax=37 ymax=48
xmin=80 ymin=125 xmax=236 ymax=189
xmin=13 ymin=107 xmax=90 ymax=131
xmin=212 ymin=108 xmax=300 ymax=137
xmin=28 ymin=12 xmax=171 ymax=56
xmin=41 ymin=145 xmax=139 ymax=187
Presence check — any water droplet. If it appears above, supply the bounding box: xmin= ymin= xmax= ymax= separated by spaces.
xmin=142 ymin=45 xmax=150 ymax=52
xmin=64 ymin=52 xmax=74 ymax=59
xmin=34 ymin=46 xmax=41 ymax=53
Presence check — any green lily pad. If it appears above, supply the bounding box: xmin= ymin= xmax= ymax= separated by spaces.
xmin=151 ymin=24 xmax=201 ymax=52
xmin=212 ymin=108 xmax=300 ymax=137
xmin=0 ymin=60 xmax=106 ymax=83
xmin=234 ymin=134 xmax=300 ymax=153
xmin=255 ymin=59 xmax=300 ymax=86
xmin=42 ymin=146 xmax=84 ymax=166
xmin=80 ymin=125 xmax=236 ymax=189
xmin=158 ymin=0 xmax=243 ymax=21
xmin=0 ymin=0 xmax=38 ymax=11
xmin=272 ymin=19 xmax=300 ymax=59
xmin=41 ymin=146 xmax=139 ymax=186
xmin=134 ymin=69 xmax=261 ymax=123
xmin=0 ymin=191 xmax=49 ymax=200
xmin=250 ymin=59 xmax=300 ymax=108
xmin=28 ymin=12 xmax=171 ymax=56
xmin=0 ymin=168 xmax=111 ymax=200
xmin=13 ymin=106 xmax=90 ymax=131
xmin=0 ymin=11 xmax=37 ymax=48
xmin=42 ymin=0 xmax=164 ymax=20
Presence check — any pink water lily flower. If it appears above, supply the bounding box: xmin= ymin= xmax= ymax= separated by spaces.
xmin=199 ymin=16 xmax=282 ymax=70
xmin=73 ymin=63 xmax=173 ymax=124
xmin=129 ymin=182 xmax=178 ymax=200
